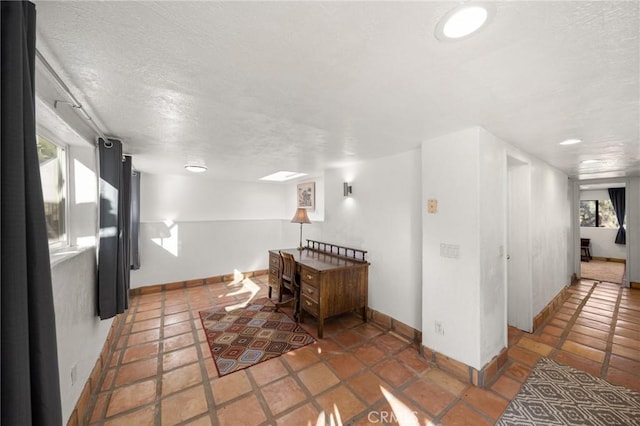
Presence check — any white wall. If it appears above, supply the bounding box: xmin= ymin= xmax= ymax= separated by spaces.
xmin=45 ymin=140 xmax=111 ymax=423
xmin=580 ymin=227 xmax=626 ymax=259
xmin=422 ymin=127 xmax=571 ymax=370
xmin=579 ymin=189 xmax=627 ymax=259
xmin=52 ymin=248 xmax=113 ymax=421
xmin=321 ymin=149 xmax=422 ymax=331
xmin=68 ymin=145 xmax=98 ymax=247
xmin=422 ymin=128 xmax=483 ymax=369
xmin=478 ymin=129 xmax=507 ymax=366
xmin=140 ymin=174 xmax=288 ymax=222
xmin=131 ymin=173 xmax=325 ymax=287
xmin=529 ymin=158 xmax=571 ymax=315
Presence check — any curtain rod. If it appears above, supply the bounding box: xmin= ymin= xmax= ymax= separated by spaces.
xmin=35 ymin=48 xmax=110 ymax=146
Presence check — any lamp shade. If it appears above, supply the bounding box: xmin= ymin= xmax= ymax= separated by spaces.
xmin=291 ymin=207 xmax=311 ymax=224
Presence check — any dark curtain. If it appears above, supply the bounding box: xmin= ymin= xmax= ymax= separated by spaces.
xmin=98 ymin=139 xmax=131 ymax=319
xmin=1 ymin=1 xmax=63 ymax=424
xmin=608 ymin=187 xmax=626 ymax=245
xmin=130 ymin=169 xmax=141 ymax=270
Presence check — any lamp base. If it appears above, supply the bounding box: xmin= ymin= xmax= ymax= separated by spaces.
xmin=298 ymin=223 xmax=305 ymax=251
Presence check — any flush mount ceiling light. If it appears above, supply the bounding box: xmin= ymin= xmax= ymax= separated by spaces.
xmin=580 ymin=159 xmax=600 ymax=165
xmin=259 ymin=171 xmax=307 ymax=182
xmin=560 ymin=138 xmax=582 ymax=145
xmin=435 ymin=3 xmax=495 ymax=41
xmin=184 ymin=164 xmax=208 ymax=173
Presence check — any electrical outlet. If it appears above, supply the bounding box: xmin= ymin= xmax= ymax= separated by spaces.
xmin=434 ymin=321 xmax=445 ymax=336
xmin=71 ymin=364 xmax=78 ymax=386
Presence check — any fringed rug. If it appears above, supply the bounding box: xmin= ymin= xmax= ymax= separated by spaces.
xmin=497 ymin=358 xmax=640 ymax=426
xmin=199 ymin=297 xmax=315 ymax=377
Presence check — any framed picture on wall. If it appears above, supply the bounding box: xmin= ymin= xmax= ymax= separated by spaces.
xmin=297 ymin=182 xmax=315 ymax=211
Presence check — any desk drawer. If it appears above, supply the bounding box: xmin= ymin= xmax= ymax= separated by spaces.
xmin=268 ymin=273 xmax=278 ymax=287
xmin=301 ymin=295 xmax=319 ymax=317
xmin=300 ymin=266 xmax=319 ymax=287
xmin=301 ymin=283 xmax=318 ymax=302
xmin=269 ymin=266 xmax=279 ymax=277
xmin=269 ymin=253 xmax=281 ymax=268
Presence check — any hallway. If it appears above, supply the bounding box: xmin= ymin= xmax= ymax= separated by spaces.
xmin=81 ymin=278 xmax=640 ymax=425
xmin=507 ymin=279 xmax=640 ymax=392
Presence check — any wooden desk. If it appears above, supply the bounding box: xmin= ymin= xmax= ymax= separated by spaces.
xmin=268 ymin=246 xmax=369 ymax=338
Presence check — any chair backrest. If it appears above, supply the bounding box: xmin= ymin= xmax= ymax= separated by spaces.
xmin=280 ymin=252 xmax=297 ymax=285
xmin=580 ymin=238 xmax=590 ymax=247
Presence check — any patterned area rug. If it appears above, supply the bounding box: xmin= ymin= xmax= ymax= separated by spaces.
xmin=199 ymin=297 xmax=315 ymax=377
xmin=497 ymin=358 xmax=640 ymax=426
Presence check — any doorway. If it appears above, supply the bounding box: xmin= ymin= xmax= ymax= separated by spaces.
xmin=506 ymin=156 xmax=532 ymax=332
xmin=577 ymin=181 xmax=628 ymax=286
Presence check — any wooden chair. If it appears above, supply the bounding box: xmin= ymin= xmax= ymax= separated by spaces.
xmin=274 ymin=251 xmax=300 ymax=321
xmin=580 ymin=238 xmax=592 ymax=262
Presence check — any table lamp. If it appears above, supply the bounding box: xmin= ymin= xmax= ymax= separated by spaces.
xmin=291 ymin=208 xmax=311 ymax=250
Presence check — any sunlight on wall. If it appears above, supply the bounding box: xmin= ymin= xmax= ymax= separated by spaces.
xmin=76 ymin=236 xmax=96 ymax=247
xmin=151 ymin=220 xmax=179 ymax=257
xmin=74 ymin=159 xmax=97 ymax=204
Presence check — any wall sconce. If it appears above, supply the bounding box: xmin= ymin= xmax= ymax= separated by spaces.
xmin=343 ymin=182 xmax=353 ymax=196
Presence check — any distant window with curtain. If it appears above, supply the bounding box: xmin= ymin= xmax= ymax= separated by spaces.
xmin=36 ymin=135 xmax=67 ymax=246
xmin=579 ymin=199 xmax=619 ymax=228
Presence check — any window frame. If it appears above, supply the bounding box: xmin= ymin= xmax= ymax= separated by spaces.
xmin=37 ymin=134 xmax=70 ymax=250
xmin=579 ymin=199 xmax=619 ymax=228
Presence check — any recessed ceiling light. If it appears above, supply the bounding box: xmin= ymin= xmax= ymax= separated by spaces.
xmin=559 ymin=138 xmax=582 ymax=145
xmin=580 ymin=159 xmax=600 ymax=165
xmin=259 ymin=171 xmax=307 ymax=182
xmin=184 ymin=164 xmax=208 ymax=173
xmin=435 ymin=4 xmax=495 ymax=41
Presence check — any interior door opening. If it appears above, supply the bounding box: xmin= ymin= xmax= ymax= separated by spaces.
xmin=506 ymin=156 xmax=532 ymax=332
xmin=578 ymin=182 xmax=629 ymax=287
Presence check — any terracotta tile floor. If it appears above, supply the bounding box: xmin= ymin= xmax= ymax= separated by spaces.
xmin=85 ymin=277 xmax=640 ymax=425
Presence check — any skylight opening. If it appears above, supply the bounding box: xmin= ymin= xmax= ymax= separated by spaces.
xmin=259 ymin=171 xmax=307 ymax=182
xmin=559 ymin=139 xmax=582 ymax=145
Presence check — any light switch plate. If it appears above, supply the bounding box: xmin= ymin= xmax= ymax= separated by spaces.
xmin=427 ymin=199 xmax=438 ymax=213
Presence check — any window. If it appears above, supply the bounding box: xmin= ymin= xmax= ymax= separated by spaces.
xmin=579 ymin=199 xmax=619 ymax=228
xmin=37 ymin=135 xmax=67 ymax=246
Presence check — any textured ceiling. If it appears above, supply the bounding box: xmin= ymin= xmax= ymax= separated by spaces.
xmin=35 ymin=1 xmax=639 ymax=181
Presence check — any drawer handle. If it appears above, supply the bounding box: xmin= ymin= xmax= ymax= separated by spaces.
xmin=306 ymin=274 xmax=313 ymax=280
xmin=306 ymin=288 xmax=314 ymax=294
xmin=305 ymin=300 xmax=312 ymax=307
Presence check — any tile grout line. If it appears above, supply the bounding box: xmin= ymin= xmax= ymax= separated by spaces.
xmin=152 ymin=291 xmax=168 ymax=426
xmin=269 ymin=319 xmax=370 ymax=423
xmin=335 ymin=336 xmax=418 ymax=425
xmin=83 ymin=279 xmax=638 ymax=425
xmin=548 ymin=281 xmax=598 ymax=359
xmin=85 ymin=296 xmax=136 ymax=426
xmin=600 ymin=285 xmax=623 ymax=379
xmin=189 ymin=285 xmax=220 ymax=426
